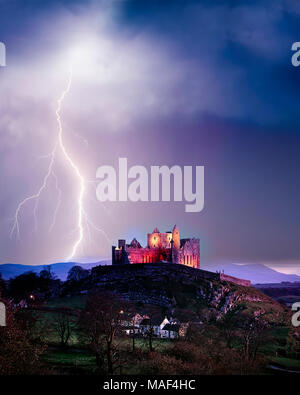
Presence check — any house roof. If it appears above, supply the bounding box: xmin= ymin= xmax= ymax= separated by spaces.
xmin=162 ymin=324 xmax=180 ymax=332
xmin=140 ymin=319 xmax=151 ymax=326
xmin=140 ymin=317 xmax=167 ymax=326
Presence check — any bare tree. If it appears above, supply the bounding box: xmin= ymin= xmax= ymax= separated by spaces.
xmin=237 ymin=310 xmax=270 ymax=366
xmin=79 ymin=292 xmax=130 ymax=374
xmin=145 ymin=318 xmax=154 ymax=352
xmin=217 ymin=305 xmax=244 ymax=348
xmin=53 ymin=309 xmax=74 ymax=349
xmin=131 ymin=327 xmax=136 ymax=352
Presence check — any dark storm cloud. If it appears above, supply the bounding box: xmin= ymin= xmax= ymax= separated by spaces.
xmin=119 ymin=0 xmax=300 ymax=127
xmin=2 ymin=0 xmax=300 ymax=125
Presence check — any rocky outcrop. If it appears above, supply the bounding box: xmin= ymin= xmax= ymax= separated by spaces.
xmin=85 ymin=263 xmax=259 ymax=315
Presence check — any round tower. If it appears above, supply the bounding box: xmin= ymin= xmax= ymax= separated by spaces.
xmin=171 ymin=224 xmax=180 ymax=264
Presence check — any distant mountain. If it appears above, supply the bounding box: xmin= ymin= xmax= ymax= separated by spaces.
xmin=1 ymin=260 xmax=299 ymax=285
xmin=202 ymin=262 xmax=300 ymax=284
xmin=0 ymin=260 xmax=111 ymax=281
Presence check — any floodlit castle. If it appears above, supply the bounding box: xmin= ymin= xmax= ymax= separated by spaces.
xmin=112 ymin=225 xmax=200 ymax=269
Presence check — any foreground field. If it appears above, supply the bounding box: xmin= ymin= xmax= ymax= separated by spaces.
xmin=2 ymin=265 xmax=299 ymax=375
xmin=28 ymin=294 xmax=299 ymax=375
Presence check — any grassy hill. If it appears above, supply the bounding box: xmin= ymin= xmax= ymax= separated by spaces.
xmin=55 ymin=262 xmax=287 ymax=325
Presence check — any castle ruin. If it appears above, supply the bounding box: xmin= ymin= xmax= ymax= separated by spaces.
xmin=112 ymin=225 xmax=200 ymax=269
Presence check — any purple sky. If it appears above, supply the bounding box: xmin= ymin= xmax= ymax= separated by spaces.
xmin=0 ymin=0 xmax=300 ymax=274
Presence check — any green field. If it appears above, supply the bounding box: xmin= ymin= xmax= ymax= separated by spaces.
xmin=46 ymin=295 xmax=88 ymax=309
xmin=31 ymin=294 xmax=300 ymax=375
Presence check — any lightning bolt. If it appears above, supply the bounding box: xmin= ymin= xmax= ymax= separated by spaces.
xmin=10 ymin=144 xmax=57 ymax=240
xmin=49 ymin=171 xmax=62 ymax=234
xmin=10 ymin=67 xmax=111 ymax=261
xmin=55 ymin=68 xmax=85 ymax=260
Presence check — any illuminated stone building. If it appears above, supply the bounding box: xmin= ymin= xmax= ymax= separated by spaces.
xmin=112 ymin=225 xmax=200 ymax=269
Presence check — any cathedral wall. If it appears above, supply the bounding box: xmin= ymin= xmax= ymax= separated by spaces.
xmin=126 ymin=247 xmax=169 ymax=264
xmin=147 ymin=232 xmax=172 ymax=249
xmin=179 ymin=238 xmax=200 ymax=269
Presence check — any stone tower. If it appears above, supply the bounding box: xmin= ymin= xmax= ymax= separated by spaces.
xmin=171 ymin=224 xmax=180 ymax=264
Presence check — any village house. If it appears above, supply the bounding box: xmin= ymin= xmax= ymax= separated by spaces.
xmin=120 ymin=312 xmax=190 ymax=339
xmin=161 ymin=322 xmax=189 ymax=339
xmin=121 ymin=313 xmax=149 ymax=335
xmin=139 ymin=317 xmax=170 ymax=337
xmin=161 ymin=323 xmax=180 ymax=339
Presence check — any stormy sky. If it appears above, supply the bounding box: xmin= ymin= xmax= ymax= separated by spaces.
xmin=0 ymin=0 xmax=299 ymax=273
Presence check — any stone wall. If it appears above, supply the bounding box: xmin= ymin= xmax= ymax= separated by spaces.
xmin=126 ymin=247 xmax=171 ymax=264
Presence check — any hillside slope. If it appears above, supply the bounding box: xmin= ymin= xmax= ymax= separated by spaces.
xmin=71 ymin=263 xmax=285 ymax=322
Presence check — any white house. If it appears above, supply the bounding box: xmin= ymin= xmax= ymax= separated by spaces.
xmin=139 ymin=317 xmax=170 ymax=337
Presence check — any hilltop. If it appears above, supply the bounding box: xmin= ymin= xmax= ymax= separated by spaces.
xmin=65 ymin=262 xmax=286 ymax=322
